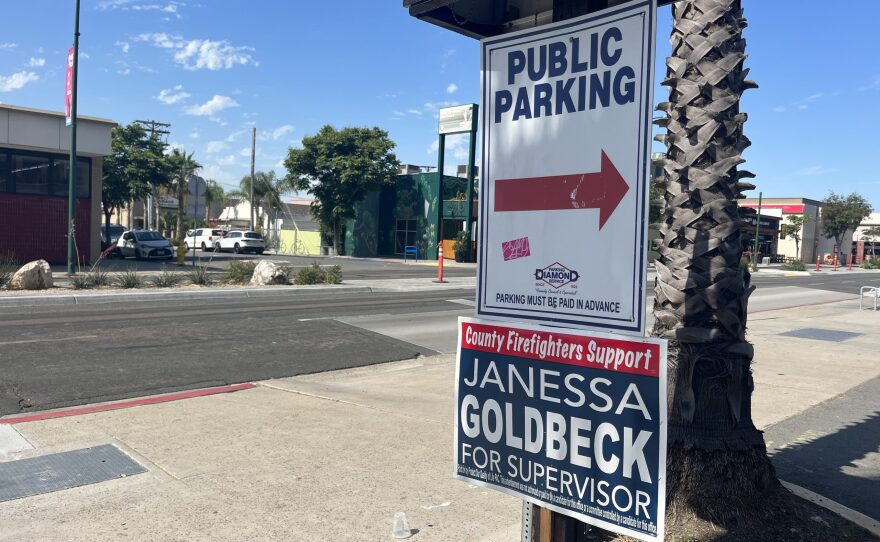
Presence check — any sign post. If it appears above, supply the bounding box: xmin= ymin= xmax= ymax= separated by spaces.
xmin=438 ymin=104 xmax=478 ymax=261
xmin=455 ymin=317 xmax=667 ymax=541
xmin=476 ymin=1 xmax=656 ymax=336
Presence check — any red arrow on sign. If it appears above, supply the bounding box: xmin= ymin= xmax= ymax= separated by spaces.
xmin=494 ymin=151 xmax=629 ymax=229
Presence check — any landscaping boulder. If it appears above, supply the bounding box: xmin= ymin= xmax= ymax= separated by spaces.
xmin=250 ymin=260 xmax=288 ymax=286
xmin=10 ymin=260 xmax=53 ymax=290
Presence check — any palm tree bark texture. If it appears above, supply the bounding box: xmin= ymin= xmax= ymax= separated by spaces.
xmin=650 ymin=0 xmax=792 ymax=535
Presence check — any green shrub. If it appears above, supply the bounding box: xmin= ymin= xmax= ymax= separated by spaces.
xmin=222 ymin=260 xmax=256 ymax=284
xmin=293 ymin=262 xmax=343 ymax=285
xmin=88 ymin=267 xmax=112 ymax=287
xmin=861 ymin=259 xmax=880 ymax=270
xmin=189 ymin=265 xmax=213 ymax=286
xmin=324 ymin=265 xmax=342 ymax=284
xmin=781 ymin=260 xmax=806 ymax=271
xmin=115 ymin=268 xmax=142 ymax=289
xmin=0 ymin=253 xmax=18 ymax=288
xmin=72 ymin=274 xmax=95 ymax=290
xmin=151 ymin=266 xmax=184 ymax=288
xmin=294 ymin=262 xmax=326 ymax=285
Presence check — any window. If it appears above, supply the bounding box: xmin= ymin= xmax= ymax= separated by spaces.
xmin=228 ymin=232 xmax=241 ymax=238
xmin=0 ymin=153 xmax=7 ymax=192
xmin=52 ymin=157 xmax=91 ymax=198
xmin=244 ymin=232 xmax=262 ymax=239
xmin=194 ymin=229 xmax=203 ymax=236
xmin=395 ymin=219 xmax=417 ymax=255
xmin=11 ymin=154 xmax=50 ymax=195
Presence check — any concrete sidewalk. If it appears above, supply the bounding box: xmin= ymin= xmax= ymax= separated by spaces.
xmin=1 ymin=300 xmax=878 ymax=541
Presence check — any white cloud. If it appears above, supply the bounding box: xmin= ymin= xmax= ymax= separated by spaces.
xmin=217 ymin=154 xmax=237 ymax=166
xmin=0 ymin=43 xmax=17 ymax=51
xmin=28 ymin=58 xmax=45 ymax=67
xmin=447 ymin=83 xmax=458 ymax=94
xmin=206 ymin=140 xmax=227 ymax=153
xmin=136 ymin=33 xmax=256 ymax=71
xmin=116 ymin=41 xmax=130 ymax=53
xmin=79 ymin=52 xmax=90 ymax=60
xmin=98 ymin=1 xmax=183 ymax=16
xmin=406 ymin=108 xmax=423 ymax=116
xmin=258 ymin=124 xmax=294 ymax=141
xmin=185 ymin=95 xmax=239 ymax=116
xmin=225 ymin=130 xmax=244 ymax=142
xmin=240 ymin=147 xmax=253 ymax=157
xmin=165 ymin=141 xmax=186 ymax=155
xmin=427 ymin=133 xmax=469 ymax=162
xmin=0 ymin=71 xmax=38 ymax=92
xmin=200 ymin=163 xmax=237 ymax=186
xmin=155 ymin=84 xmax=190 ymax=105
xmin=189 ymin=130 xmax=200 ymax=139
xmin=797 ymin=166 xmax=835 ymax=177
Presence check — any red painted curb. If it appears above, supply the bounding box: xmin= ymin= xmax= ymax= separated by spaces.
xmin=0 ymin=383 xmax=256 ymax=425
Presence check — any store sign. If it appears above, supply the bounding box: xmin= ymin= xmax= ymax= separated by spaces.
xmin=455 ymin=317 xmax=667 ymax=542
xmin=477 ymin=1 xmax=656 ymax=335
xmin=65 ymin=48 xmax=74 ymax=127
xmin=439 ymin=104 xmax=477 ymax=135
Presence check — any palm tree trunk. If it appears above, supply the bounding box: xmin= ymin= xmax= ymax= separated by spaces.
xmin=652 ymin=0 xmax=792 ymax=533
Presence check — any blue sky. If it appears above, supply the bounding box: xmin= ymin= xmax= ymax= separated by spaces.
xmin=0 ymin=1 xmax=878 ymax=208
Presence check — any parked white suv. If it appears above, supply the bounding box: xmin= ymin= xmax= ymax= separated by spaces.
xmin=184 ymin=228 xmax=227 ymax=251
xmin=215 ymin=231 xmax=265 ymax=254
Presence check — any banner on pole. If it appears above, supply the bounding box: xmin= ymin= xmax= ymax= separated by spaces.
xmin=454 ymin=317 xmax=667 ymax=542
xmin=65 ymin=47 xmax=74 ymax=127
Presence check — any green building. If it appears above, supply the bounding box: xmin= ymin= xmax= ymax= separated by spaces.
xmin=345 ymin=171 xmax=477 ymax=260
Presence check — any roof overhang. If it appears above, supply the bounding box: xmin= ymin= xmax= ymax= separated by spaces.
xmin=404 ymin=0 xmax=673 ymax=39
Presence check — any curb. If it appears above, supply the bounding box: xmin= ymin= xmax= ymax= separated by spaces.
xmin=0 ymin=285 xmax=374 ymax=308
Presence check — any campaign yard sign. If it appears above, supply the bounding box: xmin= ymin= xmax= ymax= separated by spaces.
xmin=454 ymin=317 xmax=666 ymax=541
xmin=477 ymin=0 xmax=656 ymax=335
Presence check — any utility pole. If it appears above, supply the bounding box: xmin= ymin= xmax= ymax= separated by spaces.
xmin=134 ymin=120 xmax=171 ymax=231
xmin=66 ymin=0 xmax=81 ymax=275
xmin=436 ymin=134 xmax=446 ymax=258
xmin=250 ymin=127 xmax=256 ymax=231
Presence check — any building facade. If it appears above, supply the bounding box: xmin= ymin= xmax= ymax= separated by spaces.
xmin=0 ymin=104 xmax=114 ymax=264
xmin=345 ymin=171 xmax=473 ymax=260
xmin=739 ymin=197 xmax=851 ymax=264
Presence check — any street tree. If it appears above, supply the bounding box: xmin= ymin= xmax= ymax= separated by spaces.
xmin=202 ymin=180 xmax=225 ymax=222
xmin=230 ymin=171 xmax=292 ymax=233
xmin=780 ymin=214 xmax=809 ymax=260
xmin=284 ymin=125 xmax=399 ymax=254
xmin=101 ymin=123 xmax=170 ymax=246
xmin=820 ymin=192 xmax=873 ymax=257
xmin=861 ymin=225 xmax=880 ymax=258
xmin=166 ymin=149 xmax=202 ymax=242
xmin=650 ymin=2 xmax=874 ymax=539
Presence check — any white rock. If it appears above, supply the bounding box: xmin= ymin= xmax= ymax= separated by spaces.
xmin=250 ymin=260 xmax=288 ymax=286
xmin=9 ymin=260 xmax=53 ymax=290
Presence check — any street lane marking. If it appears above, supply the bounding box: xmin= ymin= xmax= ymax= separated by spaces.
xmin=781 ymin=481 xmax=880 ymax=537
xmin=0 ymin=335 xmax=98 ymax=346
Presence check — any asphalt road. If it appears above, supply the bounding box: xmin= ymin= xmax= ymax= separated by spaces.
xmin=0 ymin=289 xmax=475 ymax=416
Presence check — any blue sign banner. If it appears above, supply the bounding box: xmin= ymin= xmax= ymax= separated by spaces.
xmin=454 ymin=317 xmax=667 ymax=541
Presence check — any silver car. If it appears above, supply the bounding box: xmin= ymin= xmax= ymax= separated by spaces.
xmin=117 ymin=230 xmax=175 ymax=260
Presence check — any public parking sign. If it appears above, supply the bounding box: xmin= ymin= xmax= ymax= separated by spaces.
xmin=477 ymin=1 xmax=656 ymax=335
xmin=455 ymin=317 xmax=667 ymax=541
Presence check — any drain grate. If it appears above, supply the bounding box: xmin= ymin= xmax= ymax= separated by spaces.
xmin=0 ymin=444 xmax=145 ymax=502
xmin=778 ymin=328 xmax=862 ymax=342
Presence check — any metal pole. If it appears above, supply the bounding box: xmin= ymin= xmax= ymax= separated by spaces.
xmin=436 ymin=134 xmax=446 ymax=260
xmin=752 ymin=192 xmax=762 ymax=266
xmin=464 ymin=105 xmax=478 ymax=263
xmin=250 ymin=127 xmax=256 ymax=231
xmin=67 ymin=0 xmax=81 ymax=275
xmin=191 ymin=180 xmax=199 ymax=267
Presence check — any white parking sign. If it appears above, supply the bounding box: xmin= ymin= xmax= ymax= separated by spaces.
xmin=477 ymin=0 xmax=656 ymax=335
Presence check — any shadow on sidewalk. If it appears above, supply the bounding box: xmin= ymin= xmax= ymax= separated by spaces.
xmin=768 ymin=410 xmax=880 ymax=521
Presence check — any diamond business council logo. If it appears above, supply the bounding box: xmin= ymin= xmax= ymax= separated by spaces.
xmin=534 ymin=262 xmax=580 ymax=289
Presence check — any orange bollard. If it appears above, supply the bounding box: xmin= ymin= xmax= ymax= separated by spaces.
xmin=833 ymin=253 xmax=838 ymax=271
xmin=848 ymin=256 xmax=853 ymax=271
xmin=436 ymin=246 xmax=446 ymax=283
xmin=816 ymin=254 xmax=821 ymax=271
